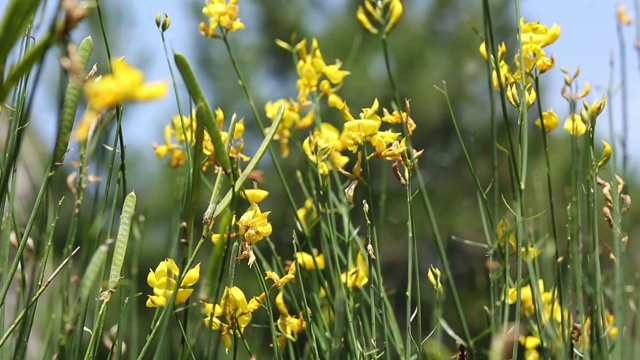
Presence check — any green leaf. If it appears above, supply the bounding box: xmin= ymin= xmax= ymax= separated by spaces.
xmin=212 ymin=104 xmax=284 ymax=220
xmin=174 ymin=52 xmax=232 ymax=175
xmin=0 ymin=0 xmax=40 ymax=80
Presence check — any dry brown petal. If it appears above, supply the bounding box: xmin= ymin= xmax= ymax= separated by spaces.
xmin=67 ymin=171 xmax=78 ymax=194
xmin=616 ymin=174 xmax=625 ymax=194
xmin=603 ymin=206 xmax=613 ymax=228
xmin=367 ymin=243 xmax=376 ymax=260
xmin=621 ymin=194 xmax=631 ymax=214
xmin=392 ymin=161 xmax=406 ymax=186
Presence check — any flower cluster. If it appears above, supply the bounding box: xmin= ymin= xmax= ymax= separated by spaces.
xmin=507 ymin=279 xmax=619 ymax=357
xmin=146 ymin=258 xmax=200 ymax=307
xmin=479 ymin=18 xmax=560 ymax=109
xmin=559 ymin=68 xmax=607 ymax=137
xmin=266 ymin=38 xmax=350 ymax=157
xmin=153 ymin=108 xmax=248 ymax=171
xmin=202 ymin=286 xmax=265 ymax=351
xmin=199 ymin=0 xmax=244 ymax=38
xmin=76 ymin=58 xmax=168 ymax=141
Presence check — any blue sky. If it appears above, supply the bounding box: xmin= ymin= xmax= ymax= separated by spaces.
xmin=523 ymin=0 xmax=640 ymax=174
xmin=6 ymin=0 xmax=639 ymax=174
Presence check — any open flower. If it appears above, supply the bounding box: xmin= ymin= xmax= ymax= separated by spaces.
xmin=341 ymin=251 xmax=369 ymax=290
xmin=296 ymin=250 xmax=325 ymax=270
xmin=146 ymin=259 xmax=200 ymax=307
xmin=534 ymin=110 xmax=559 ymax=132
xmin=203 ymin=286 xmax=265 ymax=352
xmin=199 ymin=0 xmax=245 ymax=38
xmin=265 ymin=263 xmax=296 ymax=288
xmin=275 ymin=292 xmax=307 ymax=348
xmin=237 ymin=203 xmax=272 ymax=266
xmin=75 ymin=58 xmax=168 ymax=141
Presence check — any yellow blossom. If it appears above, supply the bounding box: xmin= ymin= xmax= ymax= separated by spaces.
xmin=580 ymin=310 xmax=618 ymax=350
xmin=146 ymin=259 xmax=200 ymax=307
xmin=243 ymin=188 xmax=269 ymax=203
xmin=275 ymin=292 xmax=307 ymax=348
xmin=564 ymin=113 xmax=587 ymax=137
xmin=296 ymin=250 xmax=325 ymax=270
xmin=581 ymin=94 xmax=606 ymax=126
xmin=153 ymin=108 xmax=248 ymax=171
xmin=520 ymin=18 xmax=561 ymax=48
xmin=617 ymin=3 xmax=633 ymax=25
xmin=237 ymin=203 xmax=272 ymax=266
xmin=294 ymin=38 xmax=349 ymax=103
xmin=427 ymin=265 xmax=443 ymax=299
xmin=199 ymin=0 xmax=245 ymax=38
xmin=506 ymin=83 xmax=537 ymax=109
xmin=203 ymin=286 xmax=265 ymax=352
xmin=497 ymin=219 xmax=542 ymax=261
xmin=597 ymin=140 xmax=612 ymax=169
xmin=296 ymin=198 xmax=318 ymax=233
xmin=356 ymin=0 xmax=403 ymax=35
xmin=265 ymin=263 xmax=296 ymax=288
xmin=341 ymin=251 xmax=369 ymax=290
xmin=520 ymin=336 xmax=541 ymax=360
xmin=534 ymin=110 xmax=559 ymax=132
xmin=265 ymin=98 xmax=313 ymax=157
xmin=303 ymin=123 xmax=349 ymax=175
xmin=76 ymin=58 xmax=168 ymax=141
xmin=237 ymin=203 xmax=272 ymax=245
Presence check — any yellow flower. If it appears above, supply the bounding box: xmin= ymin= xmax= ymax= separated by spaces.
xmin=506 ymin=83 xmax=537 ymax=109
xmin=296 ymin=199 xmax=318 ymax=233
xmin=563 ymin=113 xmax=587 ymax=136
xmin=237 ymin=203 xmax=272 ymax=266
xmin=520 ymin=336 xmax=541 ymax=360
xmin=199 ymin=0 xmax=245 ymax=38
xmin=580 ymin=310 xmax=618 ymax=350
xmin=243 ymin=188 xmax=269 ymax=203
xmin=154 ymin=108 xmax=248 ymax=171
xmin=581 ymin=95 xmax=606 ymax=126
xmin=617 ymin=3 xmax=633 ymax=25
xmin=203 ymin=286 xmax=265 ymax=352
xmin=507 ymin=279 xmax=543 ymax=316
xmin=356 ymin=0 xmax=403 ymax=35
xmin=497 ymin=219 xmax=542 ymax=261
xmin=294 ymin=38 xmax=349 ymax=103
xmin=520 ymin=18 xmax=560 ymax=48
xmin=534 ymin=110 xmax=559 ymax=132
xmin=427 ymin=265 xmax=444 ymax=299
xmin=296 ymin=250 xmax=325 ymax=270
xmin=596 ymin=140 xmax=612 ymax=169
xmin=341 ymin=251 xmax=369 ymax=290
xmin=146 ymin=259 xmax=200 ymax=307
xmin=265 ymin=263 xmax=296 ymax=288
xmin=302 ymin=123 xmax=349 ymax=175
xmin=265 ymin=98 xmax=313 ymax=157
xmin=275 ymin=292 xmax=307 ymax=348
xmin=237 ymin=203 xmax=272 ymax=245
xmin=76 ymin=58 xmax=168 ymax=141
